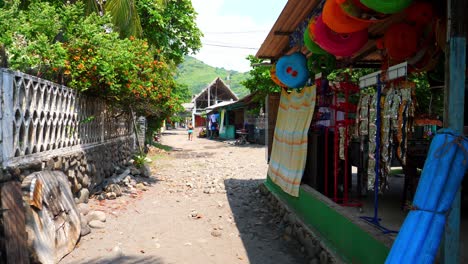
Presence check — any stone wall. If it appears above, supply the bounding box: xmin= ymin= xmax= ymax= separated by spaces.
xmin=2 ymin=136 xmax=134 ymax=202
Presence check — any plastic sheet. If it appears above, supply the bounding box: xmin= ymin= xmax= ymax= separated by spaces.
xmin=385 ymin=129 xmax=468 ymax=264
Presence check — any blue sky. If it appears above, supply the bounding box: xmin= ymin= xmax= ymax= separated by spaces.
xmin=191 ymin=0 xmax=287 ymax=72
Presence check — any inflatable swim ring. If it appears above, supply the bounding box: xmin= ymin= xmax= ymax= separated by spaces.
xmin=322 ymin=0 xmax=371 ymax=33
xmin=314 ymin=15 xmax=368 ymax=57
xmin=270 ymin=65 xmax=287 ymax=88
xmin=383 ymin=23 xmax=418 ymax=61
xmin=275 ymin=52 xmax=309 ymax=89
xmin=360 ymin=0 xmax=413 ymax=14
xmin=304 ymin=29 xmax=327 ymax=55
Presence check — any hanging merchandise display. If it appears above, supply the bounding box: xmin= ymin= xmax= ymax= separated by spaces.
xmin=338 ymin=0 xmax=389 ymax=22
xmin=267 ymin=85 xmax=317 ymax=197
xmin=357 ymin=78 xmax=415 ymax=191
xmin=322 ymin=0 xmax=371 ymax=33
xmin=404 ymin=1 xmax=434 ymax=27
xmin=275 ymin=52 xmax=309 ymax=89
xmin=359 ymin=0 xmax=413 ymax=14
xmin=314 ymin=15 xmax=368 ymax=57
xmin=395 ymin=86 xmax=415 ymax=165
xmin=270 ymin=64 xmax=287 ymax=88
xmin=307 ymin=53 xmax=336 ymax=75
xmin=380 ymin=23 xmax=418 ymax=61
xmin=367 ymin=93 xmax=377 ymax=190
xmin=303 ymin=29 xmax=327 ymax=55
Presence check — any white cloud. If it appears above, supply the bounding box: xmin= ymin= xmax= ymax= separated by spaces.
xmin=191 ymin=0 xmax=272 ymax=72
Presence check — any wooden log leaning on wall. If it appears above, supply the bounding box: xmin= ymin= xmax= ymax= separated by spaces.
xmin=1 ymin=181 xmax=29 ymax=264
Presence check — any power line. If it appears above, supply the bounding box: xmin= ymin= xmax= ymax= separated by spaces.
xmin=203 ymin=43 xmax=258 ymax=50
xmin=203 ymin=30 xmax=268 ymax=34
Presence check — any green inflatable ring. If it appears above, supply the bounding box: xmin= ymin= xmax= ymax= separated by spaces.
xmin=307 ymin=53 xmax=336 ymax=74
xmin=360 ymin=0 xmax=413 ymax=14
xmin=304 ymin=29 xmax=327 ymax=55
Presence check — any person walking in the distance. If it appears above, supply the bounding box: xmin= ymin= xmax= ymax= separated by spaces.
xmin=209 ymin=113 xmax=218 ymax=139
xmin=188 ymin=122 xmax=194 ymax=141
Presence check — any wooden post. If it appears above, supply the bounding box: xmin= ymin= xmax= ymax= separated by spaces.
xmin=442 ymin=0 xmax=467 ymax=262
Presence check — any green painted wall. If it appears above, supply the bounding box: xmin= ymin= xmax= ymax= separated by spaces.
xmin=265 ymin=177 xmax=390 ymax=264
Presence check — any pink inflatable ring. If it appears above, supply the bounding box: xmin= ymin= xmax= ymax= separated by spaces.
xmin=314 ymin=15 xmax=368 ymax=57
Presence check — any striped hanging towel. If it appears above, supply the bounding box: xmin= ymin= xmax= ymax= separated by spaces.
xmin=267 ymin=85 xmax=317 ymax=197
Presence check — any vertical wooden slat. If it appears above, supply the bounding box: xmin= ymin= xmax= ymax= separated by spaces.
xmin=442 ymin=0 xmax=467 ymax=262
xmin=266 ymin=93 xmax=280 ymax=162
xmin=1 ymin=181 xmax=29 ymax=264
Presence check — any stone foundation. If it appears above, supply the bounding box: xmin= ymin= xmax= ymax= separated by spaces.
xmin=259 ymin=183 xmax=341 ymax=264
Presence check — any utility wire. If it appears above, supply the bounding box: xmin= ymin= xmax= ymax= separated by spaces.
xmin=203 ymin=43 xmax=258 ymax=50
xmin=203 ymin=30 xmax=268 ymax=34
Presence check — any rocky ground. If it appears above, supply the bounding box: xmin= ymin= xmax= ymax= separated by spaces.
xmin=61 ymin=129 xmax=308 ymax=264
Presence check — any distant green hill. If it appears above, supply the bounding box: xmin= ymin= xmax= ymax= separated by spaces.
xmin=175 ymin=56 xmax=250 ymax=98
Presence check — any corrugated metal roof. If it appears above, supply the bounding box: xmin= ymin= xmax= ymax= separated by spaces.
xmin=256 ymin=0 xmax=407 ymax=66
xmin=256 ymin=0 xmax=321 ymax=60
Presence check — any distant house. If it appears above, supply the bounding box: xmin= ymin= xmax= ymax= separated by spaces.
xmin=188 ymin=77 xmax=238 ymax=127
xmin=206 ymin=92 xmax=266 ymax=144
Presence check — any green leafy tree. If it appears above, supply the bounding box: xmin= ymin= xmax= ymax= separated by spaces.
xmin=137 ymin=0 xmax=202 ymax=65
xmin=241 ymin=55 xmax=281 ymax=104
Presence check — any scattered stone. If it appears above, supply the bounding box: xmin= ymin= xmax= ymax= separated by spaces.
xmin=106 ymin=192 xmax=117 ymax=200
xmin=130 ymin=167 xmax=141 ymax=175
xmin=77 ymin=188 xmax=90 ymax=204
xmin=135 ymin=183 xmax=147 ymax=191
xmin=209 ymin=188 xmax=216 ymax=194
xmin=211 ymin=230 xmax=222 ymax=238
xmin=105 ymin=184 xmax=123 ymax=197
xmin=140 ymin=164 xmax=151 ymax=178
xmin=97 ymin=193 xmax=106 ymax=201
xmin=184 ymin=242 xmax=192 ymax=246
xmin=77 ymin=203 xmax=90 ymax=215
xmin=217 ymin=201 xmax=224 ymax=208
xmin=87 ymin=211 xmax=106 ymax=223
xmin=80 ymin=223 xmax=91 ymax=236
xmin=88 ymin=220 xmax=105 ymax=229
xmin=112 ymin=245 xmax=123 ymax=257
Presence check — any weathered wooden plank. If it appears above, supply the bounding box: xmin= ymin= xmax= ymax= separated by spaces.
xmin=266 ymin=93 xmax=280 ymax=162
xmin=1 ymin=181 xmax=29 ymax=264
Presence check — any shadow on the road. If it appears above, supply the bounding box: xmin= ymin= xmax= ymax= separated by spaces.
xmin=224 ymin=178 xmax=308 ymax=264
xmin=67 ymin=255 xmax=164 ymax=264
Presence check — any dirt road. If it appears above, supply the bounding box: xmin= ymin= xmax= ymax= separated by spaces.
xmin=61 ymin=129 xmax=307 ymax=264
